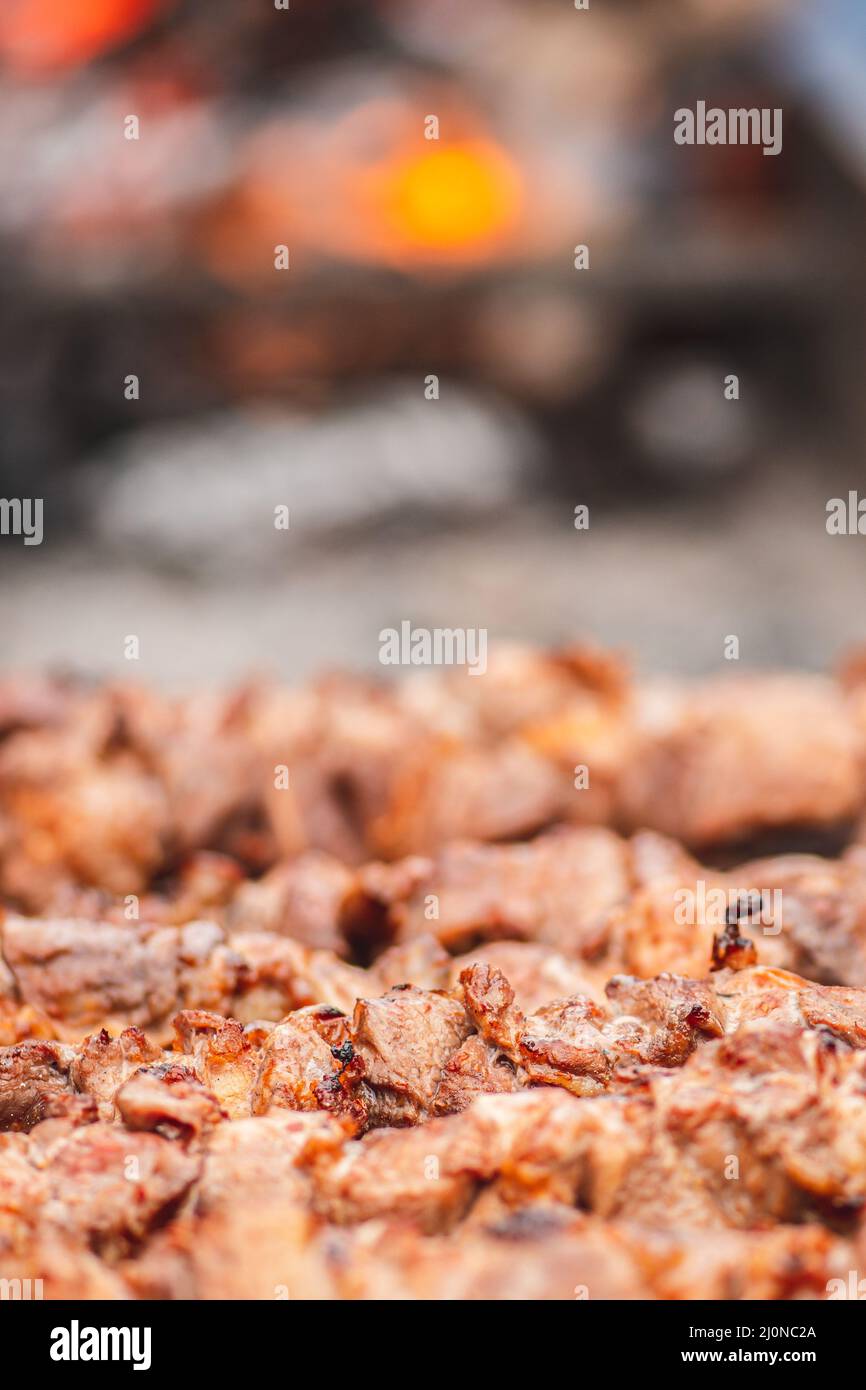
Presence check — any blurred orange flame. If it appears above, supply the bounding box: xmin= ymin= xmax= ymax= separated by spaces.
xmin=0 ymin=0 xmax=169 ymax=75
xmin=204 ymin=95 xmax=529 ymax=287
xmin=362 ymin=140 xmax=522 ymax=258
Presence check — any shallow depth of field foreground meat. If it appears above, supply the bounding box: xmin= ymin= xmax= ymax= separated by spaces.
xmin=4 ymin=644 xmax=866 ymax=1299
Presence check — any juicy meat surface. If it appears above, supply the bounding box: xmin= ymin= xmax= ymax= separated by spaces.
xmin=4 ymin=648 xmax=866 ymax=1301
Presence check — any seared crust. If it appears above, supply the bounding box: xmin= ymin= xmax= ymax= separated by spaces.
xmin=4 ymin=646 xmax=866 ymax=1300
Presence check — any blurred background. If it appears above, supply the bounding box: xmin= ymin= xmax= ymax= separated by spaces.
xmin=0 ymin=0 xmax=865 ymax=684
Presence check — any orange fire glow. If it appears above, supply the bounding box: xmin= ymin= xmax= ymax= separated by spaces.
xmin=361 ymin=139 xmax=522 ymax=262
xmin=0 ymin=0 xmax=168 ymax=75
